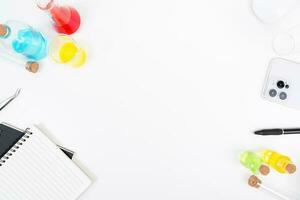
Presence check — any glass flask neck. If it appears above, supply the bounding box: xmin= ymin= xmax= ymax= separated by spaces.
xmin=36 ymin=0 xmax=57 ymax=11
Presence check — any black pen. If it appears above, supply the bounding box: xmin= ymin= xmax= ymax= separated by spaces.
xmin=255 ymin=128 xmax=300 ymax=136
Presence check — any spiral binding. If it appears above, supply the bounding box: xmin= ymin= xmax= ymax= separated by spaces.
xmin=0 ymin=128 xmax=33 ymax=167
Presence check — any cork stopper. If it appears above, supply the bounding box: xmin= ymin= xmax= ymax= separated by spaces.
xmin=25 ymin=62 xmax=39 ymax=73
xmin=248 ymin=175 xmax=261 ymax=188
xmin=259 ymin=165 xmax=270 ymax=176
xmin=0 ymin=24 xmax=8 ymax=37
xmin=286 ymin=164 xmax=296 ymax=174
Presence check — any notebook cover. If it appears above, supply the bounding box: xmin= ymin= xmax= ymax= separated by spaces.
xmin=0 ymin=124 xmax=24 ymax=159
xmin=0 ymin=124 xmax=74 ymax=159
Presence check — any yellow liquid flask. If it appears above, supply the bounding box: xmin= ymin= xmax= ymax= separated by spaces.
xmin=260 ymin=150 xmax=296 ymax=174
xmin=49 ymin=35 xmax=86 ymax=68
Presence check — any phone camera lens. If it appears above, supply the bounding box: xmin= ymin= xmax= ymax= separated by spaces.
xmin=279 ymin=92 xmax=287 ymax=100
xmin=269 ymin=89 xmax=277 ymax=97
xmin=277 ymin=81 xmax=285 ymax=89
xmin=285 ymin=85 xmax=289 ymax=89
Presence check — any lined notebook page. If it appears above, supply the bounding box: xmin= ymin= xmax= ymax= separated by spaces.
xmin=0 ymin=126 xmax=91 ymax=200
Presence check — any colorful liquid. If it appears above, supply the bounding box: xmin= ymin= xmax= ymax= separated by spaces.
xmin=58 ymin=42 xmax=86 ymax=67
xmin=59 ymin=42 xmax=77 ymax=63
xmin=50 ymin=6 xmax=81 ymax=35
xmin=12 ymin=28 xmax=48 ymax=61
xmin=240 ymin=151 xmax=265 ymax=174
xmin=261 ymin=150 xmax=295 ymax=174
xmin=72 ymin=47 xmax=86 ymax=68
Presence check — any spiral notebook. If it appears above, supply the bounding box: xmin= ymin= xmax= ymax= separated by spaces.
xmin=0 ymin=123 xmax=91 ymax=200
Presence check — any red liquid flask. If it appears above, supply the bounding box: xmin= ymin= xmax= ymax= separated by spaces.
xmin=36 ymin=0 xmax=81 ymax=35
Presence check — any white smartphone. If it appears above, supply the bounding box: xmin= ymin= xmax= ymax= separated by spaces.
xmin=262 ymin=58 xmax=300 ymax=109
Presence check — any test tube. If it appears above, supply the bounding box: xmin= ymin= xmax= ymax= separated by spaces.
xmin=0 ymin=47 xmax=39 ymax=73
xmin=0 ymin=21 xmax=48 ymax=61
xmin=248 ymin=175 xmax=299 ymax=200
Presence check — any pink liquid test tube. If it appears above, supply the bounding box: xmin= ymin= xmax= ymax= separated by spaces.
xmin=36 ymin=0 xmax=81 ymax=35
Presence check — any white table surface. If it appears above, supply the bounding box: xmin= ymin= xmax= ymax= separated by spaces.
xmin=2 ymin=0 xmax=300 ymax=199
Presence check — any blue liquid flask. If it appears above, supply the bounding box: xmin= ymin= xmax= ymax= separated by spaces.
xmin=0 ymin=21 xmax=48 ymax=61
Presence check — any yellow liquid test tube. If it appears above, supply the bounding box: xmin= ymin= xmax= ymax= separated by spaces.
xmin=49 ymin=35 xmax=86 ymax=68
xmin=260 ymin=150 xmax=296 ymax=174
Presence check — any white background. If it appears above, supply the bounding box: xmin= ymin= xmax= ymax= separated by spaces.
xmin=2 ymin=0 xmax=300 ymax=199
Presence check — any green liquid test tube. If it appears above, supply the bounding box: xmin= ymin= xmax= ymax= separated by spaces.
xmin=240 ymin=151 xmax=270 ymax=175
